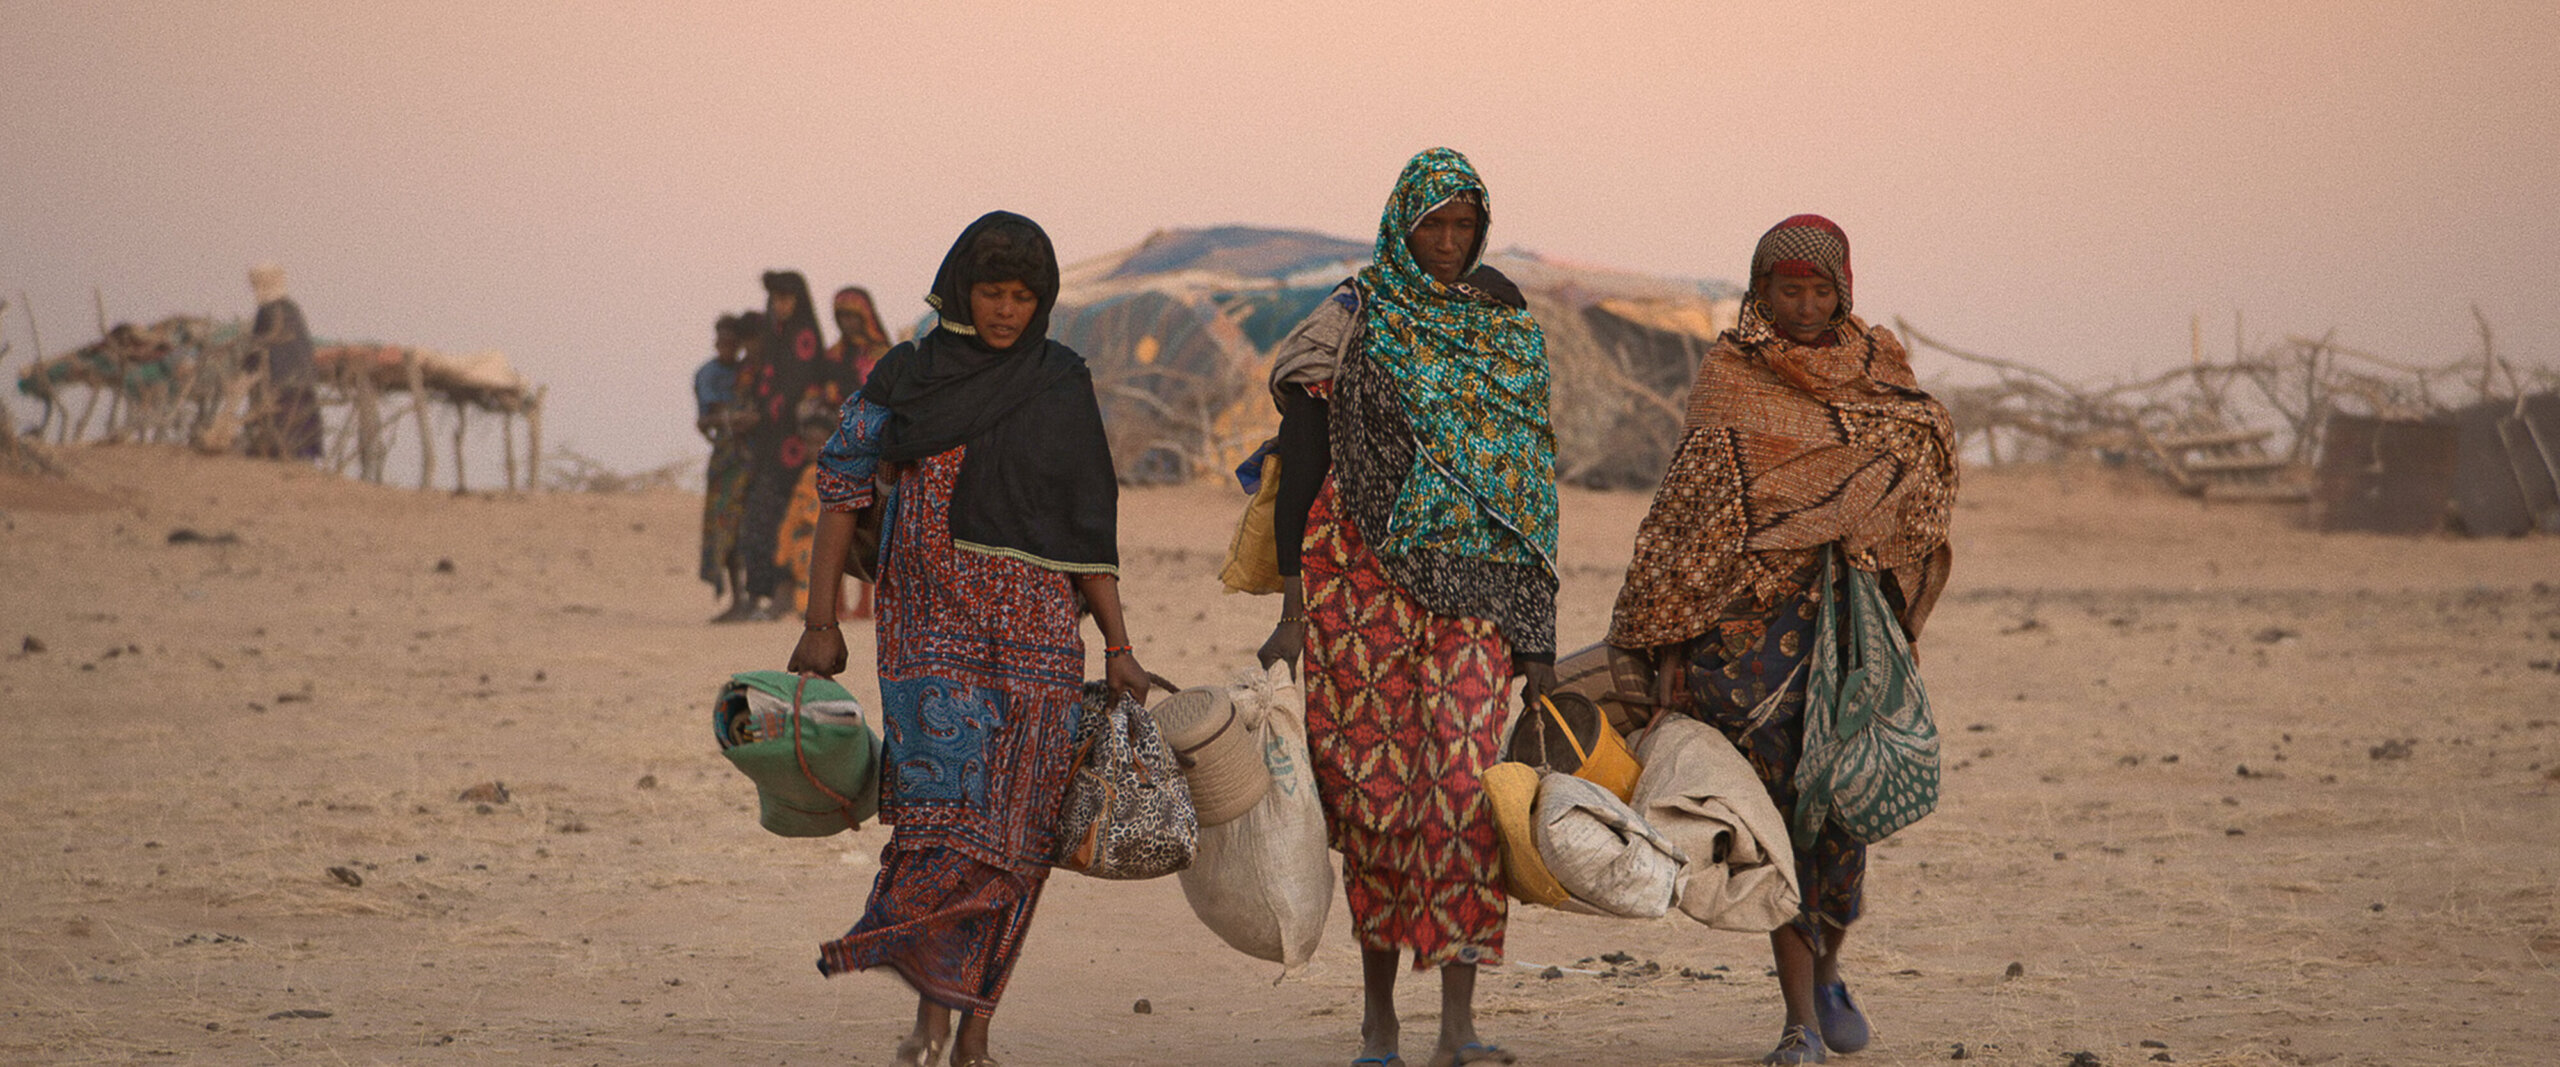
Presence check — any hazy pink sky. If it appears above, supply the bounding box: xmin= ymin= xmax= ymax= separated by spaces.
xmin=6 ymin=1 xmax=2555 ymax=473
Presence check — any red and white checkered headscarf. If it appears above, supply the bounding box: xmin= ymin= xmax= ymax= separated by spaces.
xmin=1737 ymin=214 xmax=1854 ymax=345
xmin=1750 ymin=214 xmax=1852 ymax=308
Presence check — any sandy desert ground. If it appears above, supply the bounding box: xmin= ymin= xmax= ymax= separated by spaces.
xmin=2 ymin=444 xmax=2556 ymax=1066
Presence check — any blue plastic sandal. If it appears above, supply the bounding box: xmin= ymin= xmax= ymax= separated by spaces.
xmin=1766 ymin=1023 xmax=1830 ymax=1064
xmin=1815 ymin=981 xmax=1870 ymax=1053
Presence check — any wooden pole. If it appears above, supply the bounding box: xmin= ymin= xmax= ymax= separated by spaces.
xmin=2474 ymin=304 xmax=2518 ymax=408
xmin=526 ymin=385 xmax=546 ymax=491
xmin=71 ymin=384 xmax=101 ymax=442
xmin=0 ymin=299 xmax=14 ymax=454
xmin=324 ymin=358 xmax=357 ymax=475
xmin=405 ymin=350 xmax=433 ymax=490
xmin=356 ymin=358 xmax=383 ymax=483
xmin=18 ymin=291 xmax=42 ymax=365
xmin=451 ymin=400 xmax=467 ymax=494
xmin=103 ymin=356 xmax=125 ymax=443
xmin=15 ymin=291 xmax=56 ymax=442
xmin=501 ymin=405 xmax=518 ymax=492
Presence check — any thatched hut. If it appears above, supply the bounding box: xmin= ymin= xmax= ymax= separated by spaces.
xmin=1051 ymin=226 xmax=1737 ymax=487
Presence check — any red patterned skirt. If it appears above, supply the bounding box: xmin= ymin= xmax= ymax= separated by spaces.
xmin=1302 ymin=481 xmax=1510 ymax=970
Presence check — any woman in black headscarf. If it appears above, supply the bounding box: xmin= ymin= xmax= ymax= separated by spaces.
xmin=738 ymin=269 xmax=830 ymax=617
xmin=787 ymin=212 xmax=1151 ymax=1067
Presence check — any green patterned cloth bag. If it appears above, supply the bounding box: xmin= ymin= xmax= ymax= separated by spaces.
xmin=714 ymin=671 xmax=881 ymax=838
xmin=1793 ymin=548 xmax=1940 ymax=844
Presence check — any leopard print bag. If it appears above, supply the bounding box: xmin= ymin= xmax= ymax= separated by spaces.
xmin=1054 ymin=683 xmax=1199 ymax=879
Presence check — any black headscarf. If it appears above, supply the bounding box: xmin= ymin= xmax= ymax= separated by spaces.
xmin=861 ymin=211 xmax=1119 ymax=573
xmin=751 ymin=270 xmax=830 ymax=450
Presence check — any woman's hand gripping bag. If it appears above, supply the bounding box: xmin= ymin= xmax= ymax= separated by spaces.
xmin=1631 ymin=715 xmax=1801 ymax=932
xmin=1532 ymin=772 xmax=1690 ymax=919
xmin=1505 ymin=693 xmax=1641 ymax=803
xmin=1176 ymin=662 xmax=1334 ymax=972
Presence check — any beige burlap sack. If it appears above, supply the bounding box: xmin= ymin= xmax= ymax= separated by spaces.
xmin=1632 ymin=716 xmax=1802 ymax=932
xmin=1532 ymin=773 xmax=1689 ymax=919
xmin=1176 ymin=662 xmax=1333 ymax=972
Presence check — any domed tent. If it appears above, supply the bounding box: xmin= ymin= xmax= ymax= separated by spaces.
xmin=1052 ymin=226 xmax=1737 ymax=488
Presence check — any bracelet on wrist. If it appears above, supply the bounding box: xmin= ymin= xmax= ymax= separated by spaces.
xmin=1103 ymin=644 xmax=1133 ymax=659
xmin=804 ymin=621 xmax=838 ymax=631
xmin=1277 ymin=615 xmax=1306 ymax=625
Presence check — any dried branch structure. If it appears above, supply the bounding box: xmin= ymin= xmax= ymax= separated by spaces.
xmin=12 ymin=313 xmax=545 ymax=492
xmin=1895 ymin=315 xmax=2560 ymax=520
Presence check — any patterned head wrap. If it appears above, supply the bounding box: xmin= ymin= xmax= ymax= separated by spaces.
xmin=831 ymin=286 xmax=891 ymax=354
xmin=1738 ymin=214 xmax=1853 ymax=345
xmin=1351 ymin=147 xmax=1558 ymax=571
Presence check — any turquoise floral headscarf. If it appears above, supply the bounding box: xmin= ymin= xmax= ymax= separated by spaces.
xmin=1354 ymin=147 xmax=1558 ymax=572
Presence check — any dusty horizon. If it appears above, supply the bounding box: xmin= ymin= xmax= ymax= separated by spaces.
xmin=6 ymin=1 xmax=2556 ymax=476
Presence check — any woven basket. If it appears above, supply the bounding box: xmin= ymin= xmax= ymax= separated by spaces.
xmin=1148 ymin=685 xmax=1270 ymax=827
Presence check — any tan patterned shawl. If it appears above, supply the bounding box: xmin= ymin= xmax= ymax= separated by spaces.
xmin=1607 ymin=315 xmax=1957 ymax=650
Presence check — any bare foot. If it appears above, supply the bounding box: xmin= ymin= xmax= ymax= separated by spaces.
xmin=1355 ymin=1014 xmax=1400 ymax=1065
xmin=894 ymin=1029 xmax=945 ymax=1066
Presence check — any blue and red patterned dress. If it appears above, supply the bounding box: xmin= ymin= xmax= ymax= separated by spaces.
xmin=810 ymin=397 xmax=1084 ymax=1015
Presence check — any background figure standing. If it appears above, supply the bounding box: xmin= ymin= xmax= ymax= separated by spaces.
xmin=737 ymin=270 xmax=829 ymax=619
xmin=245 ymin=264 xmax=322 ymax=461
xmin=1260 ymin=148 xmax=1553 ymax=1067
xmin=1607 ymin=215 xmax=1957 ymax=1065
xmin=699 ymin=311 xmax=761 ymax=622
xmin=827 ymin=285 xmax=893 ymax=619
xmin=773 ymin=392 xmax=839 ymax=617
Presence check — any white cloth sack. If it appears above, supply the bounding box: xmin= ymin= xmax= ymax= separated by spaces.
xmin=1533 ymin=772 xmax=1690 ymax=919
xmin=1632 ymin=716 xmax=1802 ymax=932
xmin=1176 ymin=662 xmax=1333 ymax=972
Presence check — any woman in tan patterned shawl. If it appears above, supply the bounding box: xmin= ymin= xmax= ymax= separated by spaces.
xmin=1609 ymin=215 xmax=1956 ymax=1065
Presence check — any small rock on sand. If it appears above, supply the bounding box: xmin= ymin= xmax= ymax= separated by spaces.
xmin=458 ymin=781 xmax=509 ymax=804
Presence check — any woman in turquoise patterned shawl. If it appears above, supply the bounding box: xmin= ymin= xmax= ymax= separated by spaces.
xmin=1261 ymin=147 xmax=1556 ymax=1067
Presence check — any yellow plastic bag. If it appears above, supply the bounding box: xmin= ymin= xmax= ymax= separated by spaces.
xmin=1532 ymin=693 xmax=1642 ymax=803
xmin=1217 ymin=454 xmax=1284 ymax=596
xmin=1483 ymin=761 xmax=1572 ymax=907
